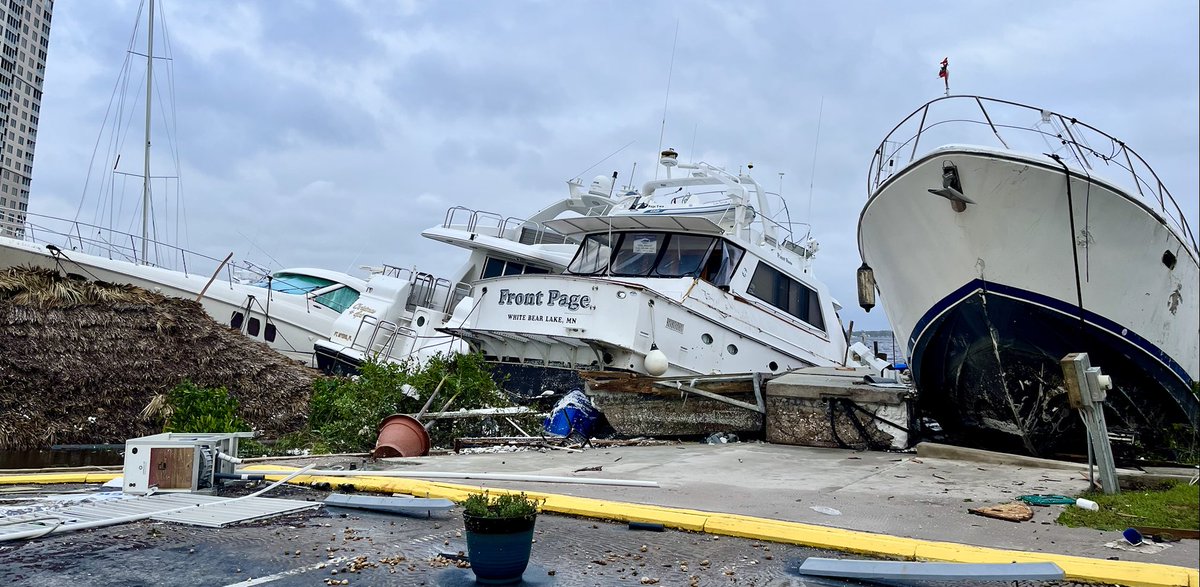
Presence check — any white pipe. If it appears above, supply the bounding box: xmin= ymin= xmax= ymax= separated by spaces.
xmin=216 ymin=451 xmax=244 ymax=465
xmin=237 ymin=468 xmax=659 ymax=488
xmin=0 ymin=465 xmax=315 ymax=543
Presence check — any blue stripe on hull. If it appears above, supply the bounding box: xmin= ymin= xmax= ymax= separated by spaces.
xmin=910 ymin=280 xmax=1197 ymax=457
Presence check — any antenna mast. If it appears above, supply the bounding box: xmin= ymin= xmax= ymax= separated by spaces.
xmin=806 ymin=97 xmax=824 ymax=227
xmin=142 ymin=0 xmax=154 ymax=264
xmin=654 ymin=21 xmax=679 ymax=180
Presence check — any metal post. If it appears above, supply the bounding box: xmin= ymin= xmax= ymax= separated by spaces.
xmin=1060 ymin=353 xmax=1119 ymax=494
xmin=142 ymin=0 xmax=155 ymax=264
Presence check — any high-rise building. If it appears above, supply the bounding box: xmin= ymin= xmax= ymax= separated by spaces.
xmin=0 ymin=0 xmax=51 ymax=238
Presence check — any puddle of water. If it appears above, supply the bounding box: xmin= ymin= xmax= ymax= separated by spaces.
xmin=0 ymin=448 xmax=124 ymax=470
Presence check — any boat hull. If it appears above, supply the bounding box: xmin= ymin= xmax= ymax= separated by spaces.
xmin=0 ymin=236 xmax=341 ymax=362
xmin=859 ymin=147 xmax=1199 ymax=456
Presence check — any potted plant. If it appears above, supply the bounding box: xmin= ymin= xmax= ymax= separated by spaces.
xmin=459 ymin=491 xmax=542 ymax=584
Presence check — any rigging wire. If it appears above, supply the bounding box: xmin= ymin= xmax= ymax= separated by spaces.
xmin=76 ymin=0 xmax=144 ymax=228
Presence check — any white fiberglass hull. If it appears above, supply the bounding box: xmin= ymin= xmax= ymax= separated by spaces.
xmin=446 ymin=273 xmax=844 ymax=387
xmin=0 ymin=236 xmax=341 ymax=362
xmin=859 ymin=146 xmax=1199 ymax=455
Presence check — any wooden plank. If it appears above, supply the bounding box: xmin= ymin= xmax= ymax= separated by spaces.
xmin=147 ymin=448 xmax=195 ymax=490
xmin=1130 ymin=526 xmax=1200 ymax=540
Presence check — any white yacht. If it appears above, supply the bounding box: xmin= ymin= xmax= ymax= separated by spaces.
xmin=857 ymin=95 xmax=1198 ymax=455
xmin=312 ymin=179 xmax=618 ymax=374
xmin=0 ymin=0 xmax=364 ymax=362
xmin=0 ymin=228 xmax=365 ymax=362
xmin=439 ymin=150 xmax=851 ymax=393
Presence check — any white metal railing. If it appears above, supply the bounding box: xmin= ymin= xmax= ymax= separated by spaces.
xmin=10 ymin=210 xmax=249 ymax=282
xmin=379 ymin=265 xmax=470 ymax=315
xmin=441 ymin=205 xmax=573 ymax=245
xmin=868 ymin=95 xmax=1196 ymax=250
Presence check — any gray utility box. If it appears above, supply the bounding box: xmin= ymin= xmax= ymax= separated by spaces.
xmin=123 ymin=432 xmax=254 ymax=495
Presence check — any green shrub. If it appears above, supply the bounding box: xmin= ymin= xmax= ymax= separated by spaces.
xmin=460 ymin=491 xmax=541 ymax=518
xmin=163 ymin=381 xmax=248 ymax=434
xmin=308 ymin=352 xmax=515 ymax=453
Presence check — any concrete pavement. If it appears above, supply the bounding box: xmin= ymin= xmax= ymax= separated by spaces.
xmin=367 ymin=442 xmax=1197 ymax=571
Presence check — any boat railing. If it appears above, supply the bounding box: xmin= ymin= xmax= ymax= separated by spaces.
xmin=13 ymin=210 xmax=243 ymax=282
xmin=441 ymin=205 xmax=573 ymax=245
xmin=868 ymin=95 xmax=1197 ymax=249
xmin=380 ymin=266 xmax=465 ymax=315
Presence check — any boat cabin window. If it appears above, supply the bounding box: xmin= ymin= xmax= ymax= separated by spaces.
xmin=481 ymin=257 xmax=551 ymax=279
xmin=254 ymin=272 xmax=361 ymax=313
xmin=746 ymin=262 xmax=825 ymax=330
xmin=567 ymin=231 xmax=731 ymax=279
xmin=700 ymin=241 xmax=745 ymax=288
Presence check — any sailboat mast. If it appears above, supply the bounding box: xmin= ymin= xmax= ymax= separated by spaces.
xmin=142 ymin=0 xmax=154 ymax=264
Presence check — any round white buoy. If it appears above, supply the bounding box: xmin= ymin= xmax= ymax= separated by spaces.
xmin=644 ymin=345 xmax=669 ymax=376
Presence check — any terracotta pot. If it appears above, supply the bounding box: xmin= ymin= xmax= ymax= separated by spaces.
xmin=373 ymin=414 xmax=430 ymax=458
xmin=463 ymin=513 xmax=537 ymax=584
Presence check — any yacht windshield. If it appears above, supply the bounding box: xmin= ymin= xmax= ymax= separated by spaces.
xmin=567 ymin=233 xmax=614 ymax=274
xmin=255 ymin=272 xmax=335 ymax=294
xmin=567 ymin=232 xmax=721 ymax=278
xmin=252 ymin=272 xmax=360 ymax=312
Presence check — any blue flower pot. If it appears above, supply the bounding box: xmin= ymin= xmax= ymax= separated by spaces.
xmin=463 ymin=513 xmax=537 ymax=584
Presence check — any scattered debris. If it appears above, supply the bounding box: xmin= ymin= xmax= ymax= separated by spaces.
xmin=1104 ymin=538 xmax=1172 ymax=554
xmin=628 ymin=522 xmax=665 ymax=532
xmin=704 ymin=432 xmax=739 ymax=444
xmin=797 ymin=557 xmax=1064 ymax=581
xmin=323 ymin=494 xmax=453 ymax=518
xmin=968 ymin=502 xmax=1034 ymax=522
xmin=1018 ymin=494 xmax=1077 ymax=506
xmin=809 ymin=506 xmax=841 ymax=516
xmin=544 ymin=389 xmax=602 ymax=439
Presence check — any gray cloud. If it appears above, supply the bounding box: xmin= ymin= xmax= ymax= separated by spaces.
xmin=28 ymin=0 xmax=1199 ymax=336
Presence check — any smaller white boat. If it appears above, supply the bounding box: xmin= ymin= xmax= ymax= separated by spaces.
xmin=0 ymin=0 xmax=366 ymax=362
xmin=312 ymin=180 xmax=619 ymax=373
xmin=0 ymin=227 xmax=366 ymax=362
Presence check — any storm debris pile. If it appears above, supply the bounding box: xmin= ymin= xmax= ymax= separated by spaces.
xmin=0 ymin=266 xmax=318 ymax=449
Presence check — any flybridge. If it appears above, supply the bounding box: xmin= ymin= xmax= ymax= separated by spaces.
xmin=497 ymin=288 xmax=593 ymax=311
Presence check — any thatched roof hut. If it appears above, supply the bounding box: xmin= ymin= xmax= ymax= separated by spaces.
xmin=0 ymin=266 xmax=318 ymax=450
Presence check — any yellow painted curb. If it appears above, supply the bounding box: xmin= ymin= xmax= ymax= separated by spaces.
xmin=0 ymin=472 xmax=120 ymax=485
xmin=241 ymin=466 xmax=1200 ymax=587
xmin=6 ymin=466 xmax=1196 ymax=587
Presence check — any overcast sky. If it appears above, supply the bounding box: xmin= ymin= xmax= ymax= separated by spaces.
xmin=28 ymin=0 xmax=1199 ymax=332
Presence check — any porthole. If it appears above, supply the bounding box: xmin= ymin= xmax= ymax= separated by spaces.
xmin=1162 ymin=250 xmax=1177 ymax=270
xmin=416 ymin=316 xmax=426 ymax=327
xmin=701 ymin=333 xmax=713 ymax=345
xmin=603 ymin=352 xmax=614 ymax=365
xmin=230 ymin=311 xmax=244 ymax=330
xmin=768 ymin=361 xmax=779 ymax=371
xmin=727 ymin=344 xmax=738 ymax=355
xmin=247 ymin=317 xmax=260 ymax=337
xmin=264 ymin=323 xmax=277 ymax=343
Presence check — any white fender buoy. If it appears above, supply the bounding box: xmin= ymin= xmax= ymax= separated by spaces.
xmin=644 ymin=344 xmax=669 ymax=376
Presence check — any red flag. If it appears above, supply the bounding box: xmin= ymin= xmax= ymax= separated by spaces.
xmin=938 ymin=58 xmax=949 ymax=94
